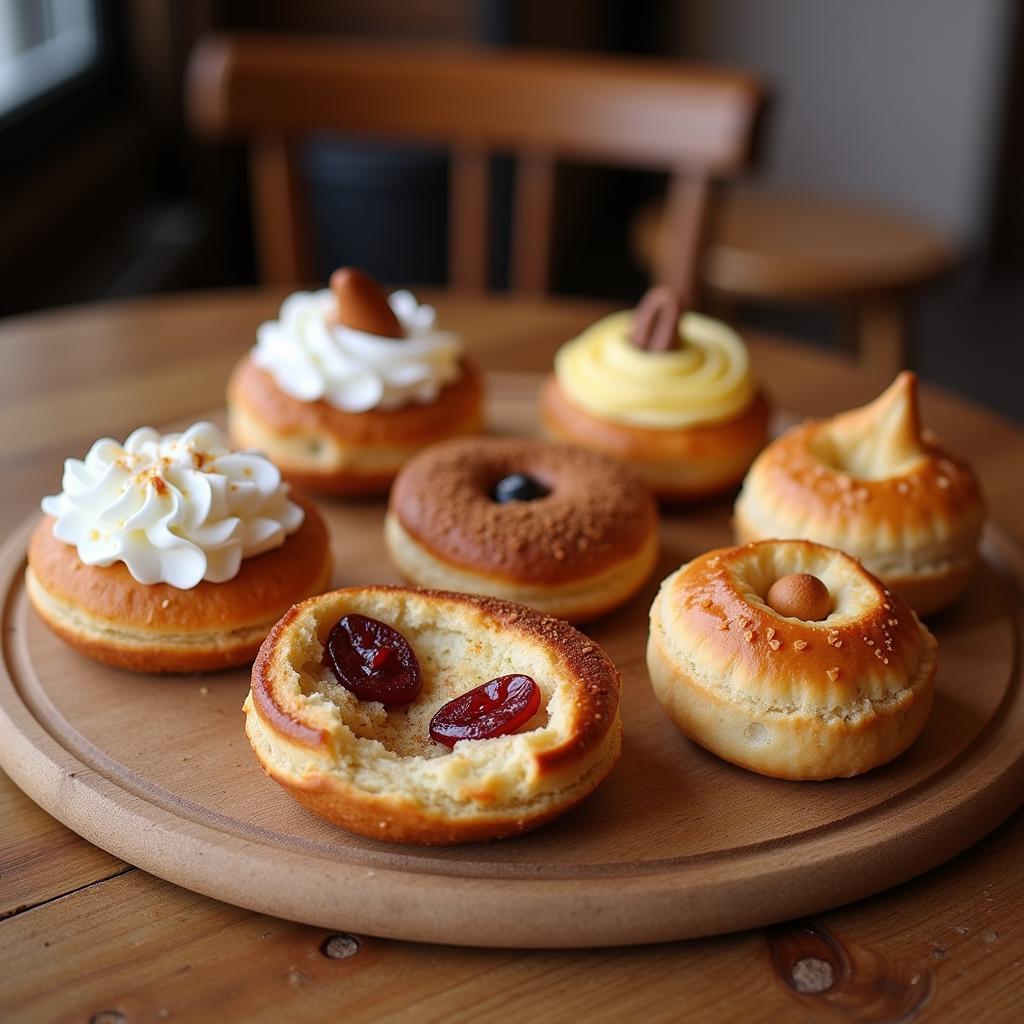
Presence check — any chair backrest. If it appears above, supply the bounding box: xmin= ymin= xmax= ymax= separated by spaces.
xmin=187 ymin=34 xmax=765 ymax=305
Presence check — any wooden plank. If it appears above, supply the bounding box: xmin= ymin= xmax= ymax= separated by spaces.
xmin=250 ymin=137 xmax=313 ymax=286
xmin=447 ymin=146 xmax=490 ymax=292
xmin=511 ymin=151 xmax=556 ymax=296
xmin=188 ymin=36 xmax=765 ymax=173
xmin=0 ymin=769 xmax=127 ymax=918
xmin=660 ymin=174 xmax=712 ymax=308
xmin=2 ymin=825 xmax=1023 ymax=1024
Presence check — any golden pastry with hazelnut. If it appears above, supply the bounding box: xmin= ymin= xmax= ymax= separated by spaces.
xmin=228 ymin=267 xmax=483 ymax=495
xmin=734 ymin=372 xmax=985 ymax=616
xmin=647 ymin=539 xmax=938 ymax=780
xmin=539 ymin=286 xmax=770 ymax=499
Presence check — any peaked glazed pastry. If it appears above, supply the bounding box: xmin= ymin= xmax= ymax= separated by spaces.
xmin=245 ymin=587 xmax=623 ymax=844
xmin=539 ymin=286 xmax=770 ymax=499
xmin=647 ymin=540 xmax=938 ymax=780
xmin=734 ymin=373 xmax=985 ymax=616
xmin=27 ymin=422 xmax=331 ymax=672
xmin=228 ymin=268 xmax=483 ymax=495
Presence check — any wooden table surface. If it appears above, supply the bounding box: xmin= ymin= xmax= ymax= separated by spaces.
xmin=1 ymin=290 xmax=1022 ymax=1023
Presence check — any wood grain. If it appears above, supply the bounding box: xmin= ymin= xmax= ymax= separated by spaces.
xmin=0 ymin=771 xmax=127 ymax=919
xmin=1 ymin=291 xmax=1023 ymax=1017
xmin=2 ymin=378 xmax=1023 ymax=947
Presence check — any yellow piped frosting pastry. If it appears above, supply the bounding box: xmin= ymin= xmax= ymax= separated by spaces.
xmin=539 ymin=289 xmax=770 ymax=500
xmin=554 ymin=310 xmax=757 ymax=429
xmin=734 ymin=373 xmax=985 ymax=616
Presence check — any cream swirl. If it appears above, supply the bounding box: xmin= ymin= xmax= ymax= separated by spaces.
xmin=41 ymin=422 xmax=304 ymax=589
xmin=554 ymin=310 xmax=757 ymax=429
xmin=252 ymin=289 xmax=462 ymax=413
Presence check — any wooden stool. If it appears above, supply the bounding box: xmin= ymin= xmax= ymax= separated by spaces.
xmin=631 ymin=187 xmax=955 ymax=379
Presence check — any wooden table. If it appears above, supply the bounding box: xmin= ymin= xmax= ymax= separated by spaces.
xmin=2 ymin=291 xmax=1021 ymax=1022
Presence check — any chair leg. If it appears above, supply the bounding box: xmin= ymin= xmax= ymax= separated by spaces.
xmin=854 ymin=294 xmax=911 ymax=379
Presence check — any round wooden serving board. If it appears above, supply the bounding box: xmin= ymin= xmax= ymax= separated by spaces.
xmin=2 ymin=374 xmax=1023 ymax=949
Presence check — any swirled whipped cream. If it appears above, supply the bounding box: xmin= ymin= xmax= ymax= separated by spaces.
xmin=41 ymin=422 xmax=304 ymax=589
xmin=252 ymin=289 xmax=462 ymax=413
xmin=555 ymin=310 xmax=757 ymax=429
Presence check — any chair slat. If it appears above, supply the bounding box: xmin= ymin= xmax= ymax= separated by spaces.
xmin=660 ymin=174 xmax=713 ymax=309
xmin=448 ymin=145 xmax=491 ymax=293
xmin=511 ymin=152 xmax=555 ymax=297
xmin=250 ymin=136 xmax=313 ymax=285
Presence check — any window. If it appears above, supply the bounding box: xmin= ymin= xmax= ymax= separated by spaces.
xmin=0 ymin=0 xmax=100 ymax=120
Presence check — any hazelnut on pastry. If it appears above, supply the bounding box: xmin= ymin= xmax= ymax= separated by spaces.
xmin=647 ymin=540 xmax=937 ymax=780
xmin=539 ymin=285 xmax=770 ymax=499
xmin=26 ymin=422 xmax=331 ymax=672
xmin=244 ymin=587 xmax=623 ymax=844
xmin=384 ymin=436 xmax=659 ymax=623
xmin=228 ymin=267 xmax=483 ymax=495
xmin=734 ymin=372 xmax=985 ymax=616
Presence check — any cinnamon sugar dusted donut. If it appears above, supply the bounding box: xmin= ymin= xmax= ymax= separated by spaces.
xmin=735 ymin=373 xmax=985 ymax=615
xmin=244 ymin=586 xmax=623 ymax=844
xmin=647 ymin=539 xmax=937 ymax=780
xmin=384 ymin=437 xmax=659 ymax=622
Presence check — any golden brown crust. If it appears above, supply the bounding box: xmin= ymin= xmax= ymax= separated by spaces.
xmin=647 ymin=540 xmax=938 ymax=779
xmin=738 ymin=421 xmax=984 ymax=544
xmin=538 ymin=374 xmax=770 ymax=498
xmin=228 ymin=355 xmax=484 ymax=446
xmin=246 ymin=586 xmax=623 ymax=844
xmin=26 ymin=491 xmax=332 ymax=672
xmin=734 ymin=413 xmax=985 ymax=616
xmin=387 ymin=436 xmax=658 ymax=586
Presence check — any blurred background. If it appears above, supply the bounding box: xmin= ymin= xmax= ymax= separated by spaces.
xmin=0 ymin=0 xmax=1021 ymax=421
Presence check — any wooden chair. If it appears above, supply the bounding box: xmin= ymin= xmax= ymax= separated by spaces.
xmin=186 ymin=34 xmax=766 ymax=307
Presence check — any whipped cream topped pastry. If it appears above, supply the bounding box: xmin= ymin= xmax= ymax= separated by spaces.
xmin=28 ymin=423 xmax=331 ymax=672
xmin=41 ymin=422 xmax=303 ymax=589
xmin=734 ymin=372 xmax=985 ymax=616
xmin=253 ymin=269 xmax=462 ymax=413
xmin=228 ymin=267 xmax=484 ymax=496
xmin=539 ymin=285 xmax=769 ymax=499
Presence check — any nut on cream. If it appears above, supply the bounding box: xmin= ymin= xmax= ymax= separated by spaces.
xmin=252 ymin=289 xmax=462 ymax=413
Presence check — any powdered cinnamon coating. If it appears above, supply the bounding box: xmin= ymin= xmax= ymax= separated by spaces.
xmin=389 ymin=437 xmax=658 ymax=585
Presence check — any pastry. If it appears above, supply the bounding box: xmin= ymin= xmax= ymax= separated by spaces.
xmin=734 ymin=372 xmax=985 ymax=616
xmin=539 ymin=286 xmax=770 ymax=499
xmin=26 ymin=422 xmax=331 ymax=672
xmin=384 ymin=437 xmax=659 ymax=622
xmin=244 ymin=586 xmax=623 ymax=844
xmin=647 ymin=539 xmax=937 ymax=780
xmin=228 ymin=267 xmax=484 ymax=495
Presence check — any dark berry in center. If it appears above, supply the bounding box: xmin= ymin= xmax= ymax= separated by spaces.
xmin=491 ymin=473 xmax=550 ymax=504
